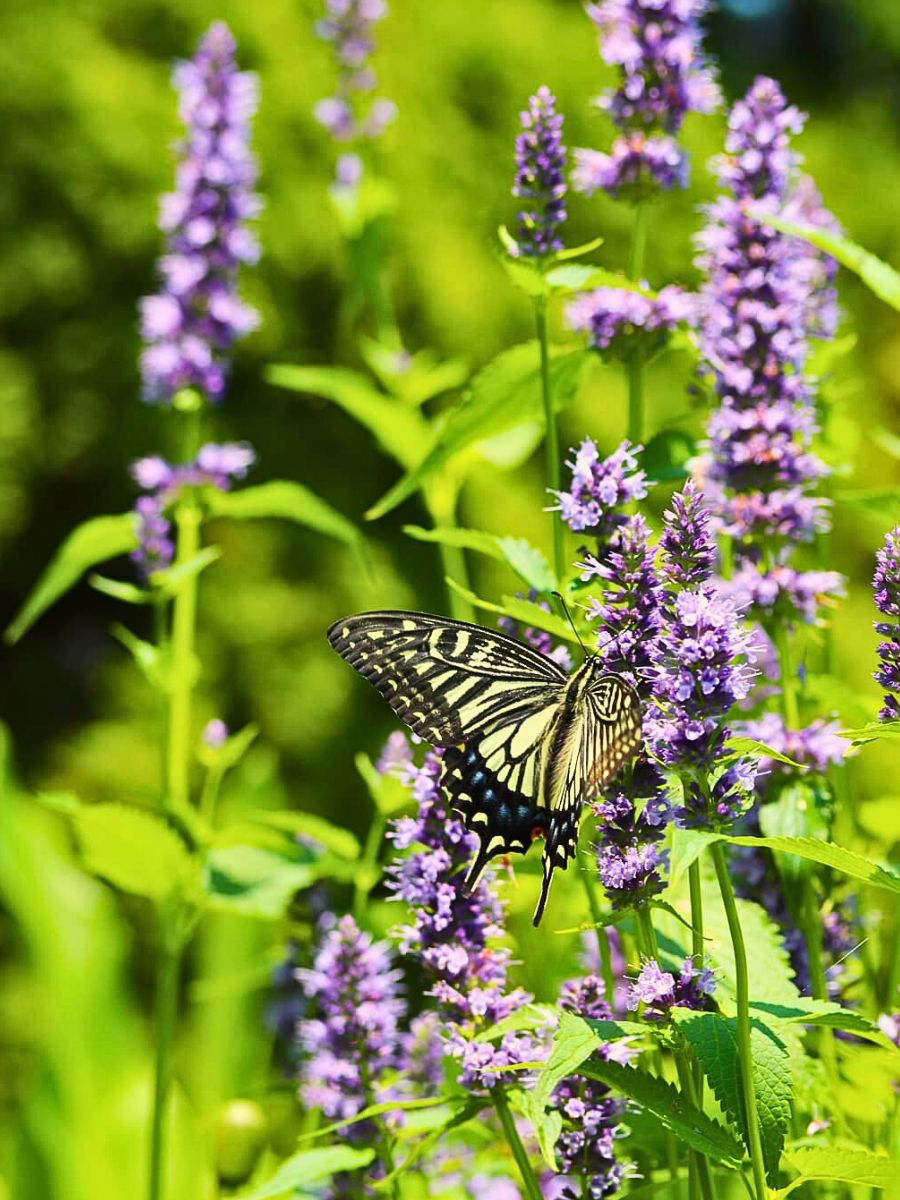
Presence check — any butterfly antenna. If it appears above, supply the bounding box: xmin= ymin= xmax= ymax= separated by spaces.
xmin=552 ymin=591 xmax=587 ymax=656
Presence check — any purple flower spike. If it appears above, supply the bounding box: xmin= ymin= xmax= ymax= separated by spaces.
xmin=659 ymin=480 xmax=716 ymax=589
xmin=139 ymin=23 xmax=260 ymax=406
xmin=627 ymin=957 xmax=715 ymax=1020
xmin=314 ymin=0 xmax=395 ymax=180
xmin=575 ymin=0 xmax=720 ymax=199
xmin=554 ymin=439 xmax=648 ymax=540
xmin=873 ymin=526 xmax=900 ymax=722
xmin=297 ymin=913 xmax=405 ymax=1123
xmin=511 ymin=86 xmax=568 ymax=258
xmin=566 ymin=286 xmax=693 ymax=359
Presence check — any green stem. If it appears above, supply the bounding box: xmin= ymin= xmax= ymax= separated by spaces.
xmin=626 ymin=204 xmax=649 ymax=446
xmin=353 ymin=810 xmax=386 ymax=925
xmin=153 ymin=597 xmax=169 ymax=812
xmin=535 ymin=295 xmax=565 ymax=583
xmin=688 ymin=860 xmax=705 ymax=1089
xmin=581 ymin=861 xmax=616 ymax=1006
xmin=635 ymin=904 xmax=659 ymax=958
xmin=148 ymin=935 xmax=182 ymax=1200
xmin=774 ymin=621 xmax=799 ymax=730
xmin=166 ymin=502 xmax=201 ymax=811
xmin=199 ymin=764 xmax=225 ymax=829
xmin=711 ymin=842 xmax=768 ymax=1200
xmin=674 ymin=1056 xmax=716 ymax=1200
xmin=492 ymin=1087 xmax=543 ymax=1200
xmin=425 ymin=482 xmax=473 ymax=622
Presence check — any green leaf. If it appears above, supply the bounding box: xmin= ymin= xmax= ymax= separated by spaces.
xmin=444 ymin=580 xmax=580 ymax=646
xmin=535 ymin=1012 xmax=645 ymax=1107
xmin=354 ymin=752 xmax=412 ymax=816
xmin=544 ymin=264 xmax=650 ymax=293
xmin=5 ymin=513 xmax=138 ymax=643
xmin=358 ymin=337 xmax=467 ymax=407
xmin=373 ymin=1101 xmax=482 ymax=1189
xmin=763 ymin=214 xmax=900 ymax=312
xmin=110 ymin=623 xmax=174 ymax=691
xmin=836 ymin=487 xmax=900 ymax=523
xmin=750 ymin=998 xmax=900 ymax=1053
xmin=207 ymin=481 xmax=360 ymax=547
xmin=71 ymin=802 xmax=198 ymax=903
xmin=666 ymin=826 xmax=718 ymax=893
xmin=775 ymin=1147 xmax=898 ymax=1196
xmin=197 ymin=723 xmax=259 ymax=771
xmin=237 ymin=1146 xmax=376 ymax=1199
xmin=675 ymin=1011 xmax=792 ymax=1182
xmin=88 ymin=574 xmax=152 ymax=605
xmin=474 ymin=1003 xmax=555 ymax=1042
xmin=579 ymin=1056 xmax=745 ymax=1165
xmin=403 ymin=525 xmax=556 ymax=591
xmin=150 ymin=545 xmax=222 ymax=593
xmin=642 ymin=430 xmax=695 ymax=482
xmin=366 ymin=344 xmax=591 ymax=519
xmin=517 ymin=1088 xmax=563 ymax=1171
xmin=722 ymin=737 xmax=808 ymax=770
xmin=840 ymin=719 xmax=900 ymax=745
xmin=499 ymin=253 xmax=550 ymax=297
xmin=205 ymin=845 xmax=315 ymax=918
xmin=725 ymin=835 xmax=900 ymax=897
xmin=265 ymin=364 xmax=430 ymax=469
xmin=252 ymin=811 xmax=361 ymax=860
xmin=552 ymin=235 xmax=604 ymax=261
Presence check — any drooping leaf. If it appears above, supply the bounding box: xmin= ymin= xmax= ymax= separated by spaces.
xmin=675 ymin=1011 xmax=792 ymax=1183
xmin=544 ymin=263 xmax=648 ymax=292
xmin=722 ymin=737 xmax=808 ymax=770
xmin=774 ymin=1147 xmax=898 ymax=1196
xmin=578 ymin=1056 xmax=745 ymax=1166
xmin=207 ymin=481 xmax=360 ymax=547
xmin=265 ymin=363 xmax=431 ymax=469
xmin=5 ymin=513 xmax=138 ymax=643
xmin=763 ymin=214 xmax=900 ymax=312
xmin=840 ymin=719 xmax=900 ymax=745
xmin=236 ymin=1145 xmax=376 ymax=1199
xmin=403 ymin=525 xmax=557 ymax=592
xmin=366 ymin=344 xmax=591 ymax=519
xmin=444 ymin=580 xmax=580 ymax=646
xmin=204 ymin=845 xmax=315 ymax=918
xmin=69 ymin=801 xmax=198 ymax=904
xmin=725 ymin=835 xmax=900 ymax=897
xmin=750 ymin=998 xmax=900 ymax=1054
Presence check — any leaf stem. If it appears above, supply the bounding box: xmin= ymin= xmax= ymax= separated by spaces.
xmin=626 ymin=204 xmax=649 ymax=446
xmin=711 ymin=842 xmax=768 ymax=1200
xmin=166 ymin=501 xmax=201 ymax=811
xmin=535 ymin=294 xmax=565 ymax=583
xmin=492 ymin=1086 xmax=543 ymax=1200
xmin=148 ymin=932 xmax=182 ymax=1200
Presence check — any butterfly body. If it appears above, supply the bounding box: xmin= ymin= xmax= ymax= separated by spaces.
xmin=327 ymin=610 xmax=641 ymax=924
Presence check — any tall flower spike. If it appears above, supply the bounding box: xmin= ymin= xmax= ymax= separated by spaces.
xmin=314 ymin=0 xmax=396 ymax=185
xmin=510 ymin=86 xmax=568 ymax=258
xmin=139 ymin=23 xmax=261 ymax=406
xmin=297 ymin=913 xmax=405 ymax=1123
xmin=873 ymin=526 xmax=900 ymax=722
xmin=574 ymin=0 xmax=720 ymax=200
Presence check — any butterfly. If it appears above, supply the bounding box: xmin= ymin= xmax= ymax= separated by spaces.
xmin=327 ymin=610 xmax=641 ymax=925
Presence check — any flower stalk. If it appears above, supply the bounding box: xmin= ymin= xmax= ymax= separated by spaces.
xmin=536 ymin=294 xmax=565 ymax=582
xmin=711 ymin=842 xmax=768 ymax=1200
xmin=492 ymin=1086 xmax=543 ymax=1200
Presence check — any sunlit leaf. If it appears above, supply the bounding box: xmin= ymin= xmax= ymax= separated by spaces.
xmin=236 ymin=1146 xmax=375 ymax=1199
xmin=205 ymin=845 xmax=315 ymax=918
xmin=840 ymin=719 xmax=900 ymax=745
xmin=642 ymin=429 xmax=696 ymax=482
xmin=366 ymin=344 xmax=591 ymax=519
xmin=726 ymin=835 xmax=900 ymax=897
xmin=252 ymin=811 xmax=361 ymax=860
xmin=722 ymin=737 xmax=808 ymax=770
xmin=207 ymin=480 xmax=360 ymax=546
xmin=5 ymin=513 xmax=138 ymax=643
xmin=404 ymin=525 xmax=556 ymax=591
xmin=774 ymin=1147 xmax=898 ymax=1196
xmin=70 ymin=802 xmax=198 ymax=904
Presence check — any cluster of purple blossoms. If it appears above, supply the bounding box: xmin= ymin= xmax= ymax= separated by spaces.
xmin=694 ymin=75 xmax=843 ymax=624
xmin=872 ymin=526 xmax=900 ymax=722
xmin=314 ymin=0 xmax=396 ymax=187
xmin=386 ymin=750 xmax=541 ymax=1089
xmin=297 ymin=913 xmax=404 ymax=1123
xmin=139 ymin=23 xmax=260 ymax=406
xmin=510 ymin=87 xmax=568 ymax=258
xmin=573 ymin=0 xmax=720 ymax=199
xmin=566 ymin=286 xmax=694 ymax=361
xmin=130 ymin=441 xmax=255 ymax=577
xmin=626 ymin=957 xmax=716 ymax=1020
xmin=553 ymin=975 xmax=632 ymax=1198
xmin=554 ymin=438 xmax=648 ymax=541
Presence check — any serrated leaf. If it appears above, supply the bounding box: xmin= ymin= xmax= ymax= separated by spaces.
xmin=775 ymin=1147 xmax=898 ymax=1196
xmin=517 ymin=1088 xmax=562 ymax=1171
xmin=499 ymin=253 xmax=550 ymax=297
xmin=5 ymin=513 xmax=138 ymax=643
xmin=474 ymin=1003 xmax=555 ymax=1042
xmin=72 ymin=802 xmax=197 ymax=903
xmin=666 ymin=825 xmax=718 ymax=893
xmin=205 ymin=845 xmax=315 ymax=918
xmin=236 ymin=1145 xmax=375 ymax=1199
xmin=534 ymin=1012 xmax=645 ymax=1108
xmin=763 ymin=214 xmax=900 ymax=312
xmin=207 ymin=481 xmax=360 ymax=547
xmin=840 ymin=719 xmax=900 ymax=744
xmin=266 ymin=364 xmax=431 ymax=469
xmin=702 ymin=890 xmax=800 ymax=1008
xmin=579 ymin=1056 xmax=745 ymax=1165
xmin=675 ymin=1012 xmax=791 ymax=1183
xmin=758 ymin=784 xmax=830 ymax=883
xmin=750 ymin=999 xmax=900 ymax=1053
xmin=366 ymin=344 xmax=591 ymax=519
xmin=252 ymin=811 xmax=361 ymax=860
xmin=726 ymin=835 xmax=900 ymax=897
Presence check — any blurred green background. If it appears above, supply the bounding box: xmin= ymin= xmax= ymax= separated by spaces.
xmin=1 ymin=0 xmax=899 ymax=1195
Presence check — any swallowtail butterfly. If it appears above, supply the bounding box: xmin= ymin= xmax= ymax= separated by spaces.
xmin=327 ymin=610 xmax=641 ymax=925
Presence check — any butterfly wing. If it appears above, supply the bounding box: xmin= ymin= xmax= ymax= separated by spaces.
xmin=533 ymin=671 xmax=642 ymax=925
xmin=328 ymin=610 xmax=568 ymax=889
